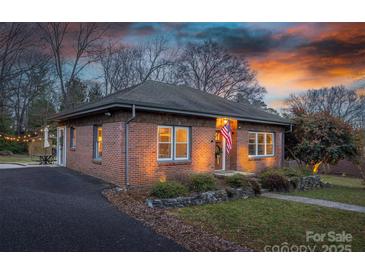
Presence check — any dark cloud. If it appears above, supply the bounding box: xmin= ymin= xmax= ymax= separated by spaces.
xmin=128 ymin=24 xmax=158 ymax=35
xmin=188 ymin=26 xmax=306 ymax=55
xmin=297 ymin=35 xmax=365 ymax=75
xmin=299 ymin=36 xmax=365 ymax=58
xmin=102 ymin=22 xmax=134 ymax=38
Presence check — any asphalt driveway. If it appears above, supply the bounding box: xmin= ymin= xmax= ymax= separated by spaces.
xmin=0 ymin=167 xmax=185 ymax=251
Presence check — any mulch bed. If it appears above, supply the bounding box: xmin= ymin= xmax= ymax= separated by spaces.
xmin=102 ymin=188 xmax=252 ymax=252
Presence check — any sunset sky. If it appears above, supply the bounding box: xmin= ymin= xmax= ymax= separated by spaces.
xmin=105 ymin=22 xmax=365 ymax=109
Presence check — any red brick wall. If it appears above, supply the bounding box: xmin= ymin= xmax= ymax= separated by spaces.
xmin=128 ymin=122 xmax=216 ymax=186
xmin=62 ymin=109 xmax=285 ymax=187
xmin=236 ymin=122 xmax=284 ymax=173
xmin=65 ymin=121 xmax=124 ymax=185
xmin=63 ymin=110 xmax=216 ymax=187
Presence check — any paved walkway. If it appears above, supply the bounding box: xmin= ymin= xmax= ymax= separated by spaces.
xmin=0 ymin=163 xmax=30 ymax=169
xmin=262 ymin=193 xmax=365 ymax=213
xmin=0 ymin=163 xmax=55 ymax=169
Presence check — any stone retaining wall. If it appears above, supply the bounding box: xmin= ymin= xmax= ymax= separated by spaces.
xmin=146 ymin=175 xmax=330 ymax=208
xmin=289 ymin=175 xmax=331 ymax=191
xmin=146 ymin=188 xmax=255 ymax=208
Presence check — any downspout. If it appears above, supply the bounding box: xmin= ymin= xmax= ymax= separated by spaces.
xmin=125 ymin=104 xmax=136 ymax=190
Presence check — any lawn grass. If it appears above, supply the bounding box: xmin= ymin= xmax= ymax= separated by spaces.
xmin=0 ymin=154 xmax=37 ymax=164
xmin=321 ymin=175 xmax=364 ymax=188
xmin=285 ymin=175 xmax=365 ymax=207
xmin=287 ymin=186 xmax=365 ymax=207
xmin=171 ymin=197 xmax=365 ymax=251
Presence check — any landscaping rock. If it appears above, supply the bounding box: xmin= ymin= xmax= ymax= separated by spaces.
xmin=289 ymin=175 xmax=328 ymax=191
xmin=226 ymin=187 xmax=254 ymax=199
xmin=146 ymin=188 xmax=254 ymax=208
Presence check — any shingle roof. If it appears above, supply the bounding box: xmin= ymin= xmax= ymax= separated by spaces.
xmin=51 ymin=80 xmax=290 ymax=125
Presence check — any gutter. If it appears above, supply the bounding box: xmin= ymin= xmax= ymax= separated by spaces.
xmin=124 ymin=104 xmax=136 ymax=190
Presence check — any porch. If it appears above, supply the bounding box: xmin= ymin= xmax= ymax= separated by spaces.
xmin=215 ymin=117 xmax=238 ymax=172
xmin=213 ymin=170 xmax=255 ymax=178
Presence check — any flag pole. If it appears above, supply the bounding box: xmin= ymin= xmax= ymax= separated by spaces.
xmin=222 ymin=136 xmax=226 ymax=171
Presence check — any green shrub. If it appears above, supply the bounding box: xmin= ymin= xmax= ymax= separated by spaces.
xmin=225 ymin=174 xmax=262 ymax=195
xmin=150 ymin=181 xmax=188 ymax=199
xmin=250 ymin=179 xmax=262 ymax=195
xmin=225 ymin=174 xmax=250 ymax=188
xmin=0 ymin=139 xmax=27 ymax=154
xmin=259 ymin=169 xmax=290 ymax=192
xmin=281 ymin=167 xmax=311 ymax=177
xmin=190 ymin=173 xmax=217 ymax=192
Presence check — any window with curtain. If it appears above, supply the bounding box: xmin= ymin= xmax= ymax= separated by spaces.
xmin=248 ymin=132 xmax=274 ymax=157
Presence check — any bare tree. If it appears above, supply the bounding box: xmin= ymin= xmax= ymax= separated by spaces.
xmin=8 ymin=50 xmax=51 ymax=134
xmin=134 ymin=36 xmax=176 ymax=83
xmin=38 ymin=23 xmax=105 ymax=109
xmin=96 ymin=36 xmax=175 ymax=95
xmin=174 ymin=40 xmax=266 ymax=103
xmin=0 ymin=23 xmax=32 ymax=130
xmin=97 ymin=42 xmax=140 ymax=94
xmin=286 ymin=86 xmax=365 ymax=128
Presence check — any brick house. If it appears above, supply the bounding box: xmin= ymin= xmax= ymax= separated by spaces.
xmin=52 ymin=80 xmax=291 ymax=188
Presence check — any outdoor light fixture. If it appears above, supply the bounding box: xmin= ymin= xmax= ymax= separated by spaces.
xmin=105 ymin=112 xmax=112 ymax=117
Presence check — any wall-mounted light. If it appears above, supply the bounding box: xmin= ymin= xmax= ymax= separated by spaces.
xmin=105 ymin=112 xmax=112 ymax=117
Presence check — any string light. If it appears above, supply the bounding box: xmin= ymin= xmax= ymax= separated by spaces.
xmin=0 ymin=127 xmax=53 ymax=143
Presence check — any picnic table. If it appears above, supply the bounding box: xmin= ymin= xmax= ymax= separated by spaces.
xmin=34 ymin=154 xmax=55 ymax=165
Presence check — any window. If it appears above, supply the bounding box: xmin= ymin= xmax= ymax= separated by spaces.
xmin=70 ymin=127 xmax=76 ymax=149
xmin=158 ymin=126 xmax=172 ymax=160
xmin=93 ymin=126 xmax=103 ymax=160
xmin=158 ymin=126 xmax=190 ymax=161
xmin=248 ymin=132 xmax=274 ymax=157
xmin=174 ymin=127 xmax=189 ymax=160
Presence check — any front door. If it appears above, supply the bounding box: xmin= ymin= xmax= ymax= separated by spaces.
xmin=57 ymin=127 xmax=66 ymax=166
xmin=215 ymin=130 xmax=223 ymax=170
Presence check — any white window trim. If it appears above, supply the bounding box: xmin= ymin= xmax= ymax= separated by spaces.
xmin=157 ymin=126 xmax=173 ymax=161
xmin=70 ymin=127 xmax=76 ymax=149
xmin=248 ymin=132 xmax=275 ymax=157
xmin=174 ymin=126 xmax=190 ymax=160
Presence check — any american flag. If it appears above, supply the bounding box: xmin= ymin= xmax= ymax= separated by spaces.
xmin=220 ymin=121 xmax=232 ymax=154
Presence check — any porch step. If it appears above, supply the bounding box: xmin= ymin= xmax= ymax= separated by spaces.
xmin=214 ymin=170 xmax=256 ymax=178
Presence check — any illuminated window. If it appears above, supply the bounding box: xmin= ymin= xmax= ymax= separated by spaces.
xmin=248 ymin=133 xmax=256 ymax=155
xmin=70 ymin=127 xmax=76 ymax=149
xmin=174 ymin=127 xmax=189 ymax=160
xmin=93 ymin=126 xmax=103 ymax=160
xmin=158 ymin=126 xmax=190 ymax=161
xmin=248 ymin=132 xmax=274 ymax=157
xmin=158 ymin=126 xmax=172 ymax=160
